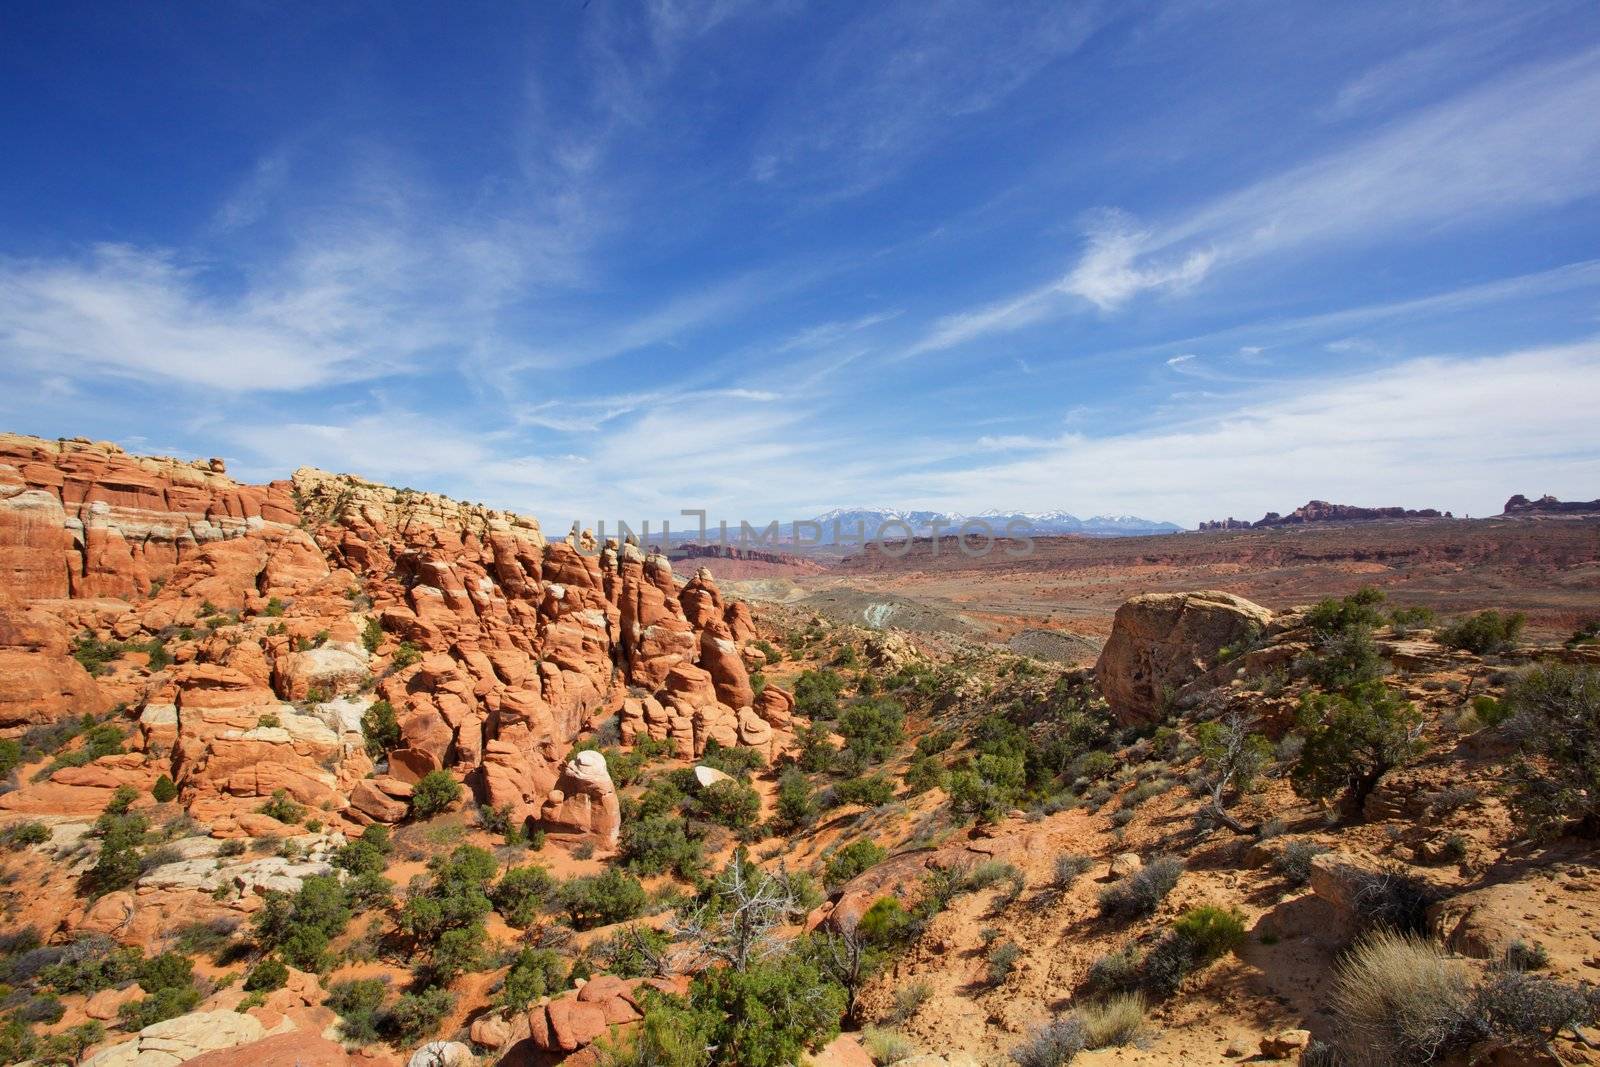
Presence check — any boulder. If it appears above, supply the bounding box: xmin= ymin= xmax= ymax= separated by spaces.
xmin=1095 ymin=590 xmax=1273 ymax=724
xmin=406 ymin=1041 xmax=473 ymax=1067
xmin=540 ymin=749 xmax=620 ymax=847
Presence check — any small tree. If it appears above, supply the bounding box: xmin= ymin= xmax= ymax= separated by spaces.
xmin=772 ymin=769 xmax=816 ymax=834
xmin=411 ymin=771 xmax=461 ymax=819
xmin=560 ymin=868 xmax=647 ymax=930
xmin=694 ymin=779 xmax=760 ymax=829
xmin=1440 ymin=610 xmax=1526 ymax=655
xmin=1503 ymin=663 xmax=1600 ymax=837
xmin=1291 ymin=684 xmax=1422 ymax=815
xmin=152 ymin=775 xmax=178 ymax=804
xmin=361 ymin=699 xmax=400 ymax=757
xmin=823 ymin=839 xmax=886 ymax=889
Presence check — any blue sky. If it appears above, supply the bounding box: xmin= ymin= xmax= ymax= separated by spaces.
xmin=3 ymin=0 xmax=1599 ymax=529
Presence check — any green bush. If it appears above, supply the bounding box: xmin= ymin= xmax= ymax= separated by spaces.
xmin=689 ymin=953 xmax=847 ymax=1067
xmin=832 ymin=774 xmax=895 ymax=808
xmin=772 ymin=769 xmax=816 ymax=833
xmin=244 ymin=956 xmax=288 ymax=992
xmin=1501 ymin=663 xmax=1600 ymax=837
xmin=0 ymin=821 xmax=50 ymax=848
xmin=499 ymin=947 xmax=568 ymax=1010
xmin=903 ymin=755 xmax=945 ymax=795
xmin=946 ymin=753 xmax=1025 ymax=823
xmin=1010 ymin=1016 xmax=1088 ymax=1067
xmin=823 ymin=839 xmax=886 ymax=889
xmin=137 ymin=951 xmax=194 ymax=993
xmin=398 ymin=845 xmax=496 ymax=977
xmin=258 ymin=788 xmax=305 ymax=825
xmin=987 ymin=941 xmax=1022 ymax=985
xmin=1170 ymin=906 xmax=1246 ymax=961
xmin=410 ymin=770 xmax=461 ymax=819
xmin=1302 ymin=626 xmax=1386 ymax=691
xmin=620 ymin=815 xmax=704 ymax=880
xmin=119 ymin=985 xmax=201 ymax=1029
xmin=492 ymin=865 xmax=557 ymax=928
xmin=86 ymin=799 xmax=149 ymax=895
xmin=795 ymin=722 xmax=836 ymax=773
xmin=559 ymin=868 xmax=648 ymax=930
xmin=794 ymin=669 xmax=846 ymax=719
xmin=253 ymin=874 xmax=352 ymax=972
xmin=361 ymin=616 xmax=383 ymax=653
xmin=1291 ymin=684 xmax=1422 ymax=813
xmin=361 ymin=699 xmax=400 ymax=757
xmin=391 ymin=641 xmax=422 ymax=669
xmin=1306 ymin=588 xmax=1386 ymax=636
xmin=838 ymin=699 xmax=905 ymax=761
xmin=326 ymin=977 xmax=388 ymax=1044
xmin=152 ymin=774 xmax=178 ymax=803
xmin=693 ymin=779 xmax=760 ymax=829
xmin=700 ymin=741 xmax=766 ymax=780
xmin=1439 ymin=610 xmax=1525 ymax=655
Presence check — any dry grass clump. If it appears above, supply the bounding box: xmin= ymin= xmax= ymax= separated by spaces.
xmin=862 ymin=1027 xmax=915 ymax=1064
xmin=1077 ymin=993 xmax=1145 ymax=1048
xmin=1009 ymin=1016 xmax=1087 ymax=1067
xmin=1330 ymin=931 xmax=1472 ymax=1067
xmin=1098 ymin=855 xmax=1182 ymax=919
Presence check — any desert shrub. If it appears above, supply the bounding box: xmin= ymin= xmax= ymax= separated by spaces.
xmin=823 ymin=839 xmax=887 ymax=889
xmin=946 ymin=753 xmax=1026 ymax=823
xmin=1078 ymin=993 xmax=1145 ymax=1048
xmin=119 ymin=985 xmax=202 ymax=1029
xmin=1501 ymin=663 xmax=1600 ymax=836
xmin=620 ymin=816 xmax=704 ymax=881
xmin=152 ymin=774 xmax=178 ymax=803
xmin=384 ymin=986 xmax=454 ymax=1044
xmin=1472 ymin=968 xmax=1600 ymax=1048
xmin=560 ymin=868 xmax=648 ymax=930
xmin=258 ymin=788 xmax=305 ymax=825
xmin=795 ymin=722 xmax=836 ymax=773
xmin=833 ymin=774 xmax=896 ymax=808
xmin=1291 ymin=684 xmax=1422 ymax=813
xmin=390 ymin=641 xmax=422 ymax=669
xmin=1303 ymin=626 xmax=1387 ymax=690
xmin=361 ymin=616 xmax=383 ymax=653
xmin=397 ymin=845 xmax=496 ymax=979
xmin=794 ymin=669 xmax=846 ymax=719
xmin=1009 ymin=1015 xmax=1088 ymax=1067
xmin=1171 ymin=906 xmax=1246 ymax=960
xmin=172 ymin=917 xmax=238 ymax=960
xmin=361 ymin=699 xmax=400 ymax=756
xmin=334 ymin=823 xmax=393 ymax=877
xmin=410 ymin=770 xmax=461 ymax=819
xmin=915 ymin=727 xmax=959 ymax=757
xmin=861 ymin=1027 xmax=913 ymax=1064
xmin=888 ymin=979 xmax=932 ymax=1024
xmin=634 ymin=775 xmax=687 ymax=820
xmin=902 ymin=755 xmax=945 ymax=795
xmin=86 ymin=798 xmax=149 ymax=895
xmin=1073 ymin=750 xmax=1116 ymax=781
xmin=1053 ymin=853 xmax=1093 ymax=890
xmin=1098 ymin=855 xmax=1182 ymax=920
xmin=492 ymin=865 xmax=557 ymax=928
xmin=839 ymin=699 xmax=905 ymax=761
xmin=1439 ymin=610 xmax=1525 ymax=655
xmin=772 ymin=768 xmax=816 ymax=833
xmin=591 ymin=924 xmax=672 ymax=979
xmin=1388 ymin=606 xmax=1436 ymax=635
xmin=1307 ymin=588 xmax=1386 ymax=636
xmin=1275 ymin=839 xmax=1329 ymax=886
xmin=1329 ymin=932 xmax=1473 ymax=1067
xmin=253 ymin=873 xmax=352 ymax=971
xmin=700 ymin=740 xmax=766 ymax=780
xmin=0 ymin=821 xmax=50 ymax=848
xmin=14 ymin=993 xmax=64 ymax=1024
xmin=693 ymin=778 xmax=761 ymax=829
xmin=1081 ymin=945 xmax=1141 ymax=997
xmin=499 ymin=947 xmax=568 ymax=1010
xmin=987 ymin=941 xmax=1022 ymax=985
xmin=326 ymin=977 xmax=389 ymax=1043
xmin=1504 ymin=939 xmax=1550 ymax=972
xmin=1348 ymin=866 xmax=1434 ymax=937
xmin=244 ymin=955 xmax=288 ymax=992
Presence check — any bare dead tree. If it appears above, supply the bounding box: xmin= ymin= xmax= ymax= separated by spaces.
xmin=1195 ymin=711 xmax=1270 ymax=836
xmin=669 ymin=852 xmax=799 ymax=973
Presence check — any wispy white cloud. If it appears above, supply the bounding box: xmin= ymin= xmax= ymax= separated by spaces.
xmin=907 ymin=46 xmax=1600 ymax=354
xmin=1165 ymin=353 xmax=1196 ymax=366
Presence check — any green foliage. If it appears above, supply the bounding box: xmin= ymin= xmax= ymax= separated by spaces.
xmin=772 ymin=768 xmax=816 ymax=834
xmin=1170 ymin=906 xmax=1247 ymax=962
xmin=244 ymin=956 xmax=288 ymax=992
xmin=391 ymin=641 xmax=422 ymax=669
xmin=334 ymin=824 xmax=393 ymax=877
xmin=326 ymin=978 xmax=389 ymax=1044
xmin=1388 ymin=606 xmax=1436 ymax=634
xmin=1306 ymin=587 xmax=1386 ymax=636
xmin=1439 ymin=610 xmax=1526 ymax=654
xmin=1502 ymin=663 xmax=1600 ymax=837
xmin=794 ymin=722 xmax=836 ymax=773
xmin=119 ymin=985 xmax=202 ymax=1029
xmin=823 ymin=839 xmax=886 ymax=889
xmin=902 ymin=754 xmax=945 ymax=795
xmin=620 ymin=815 xmax=705 ymax=880
xmin=253 ymin=874 xmax=352 ymax=972
xmin=560 ymin=868 xmax=648 ymax=930
xmin=361 ymin=616 xmax=383 ymax=653
xmin=1291 ymin=684 xmax=1423 ymax=812
xmin=694 ymin=778 xmax=761 ymax=829
xmin=857 ymin=897 xmax=914 ymax=948
xmin=914 ymin=727 xmax=958 ymax=757
xmin=794 ymin=669 xmax=846 ymax=719
xmin=946 ymin=753 xmax=1025 ymax=823
xmin=499 ymin=947 xmax=568 ymax=1010
xmin=987 ymin=940 xmax=1022 ymax=985
xmin=0 ymin=821 xmax=50 ymax=847
xmin=838 ymin=698 xmax=905 ymax=761
xmin=688 ymin=953 xmax=848 ymax=1067
xmin=832 ymin=774 xmax=896 ymax=809
xmin=492 ymin=865 xmax=557 ymax=928
xmin=137 ymin=950 xmax=194 ymax=993
xmin=86 ymin=796 xmax=149 ymax=895
xmin=700 ymin=740 xmax=767 ymax=780
xmin=362 ymin=699 xmax=400 ymax=756
xmin=1303 ymin=626 xmax=1387 ymax=691
xmin=752 ymin=639 xmax=782 ymax=663
xmin=258 ymin=788 xmax=305 ymax=825
xmin=263 ymin=596 xmax=286 ymax=617
xmin=152 ymin=774 xmax=178 ymax=803
xmin=591 ymin=925 xmax=673 ymax=979
xmin=410 ymin=770 xmax=462 ymax=819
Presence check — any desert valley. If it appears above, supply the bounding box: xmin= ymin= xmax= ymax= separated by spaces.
xmin=0 ymin=433 xmax=1596 ymax=1067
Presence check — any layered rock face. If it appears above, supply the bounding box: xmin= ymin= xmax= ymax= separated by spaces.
xmin=0 ymin=435 xmax=781 ymax=844
xmin=1094 ymin=590 xmax=1274 ymax=724
xmin=1199 ymin=499 xmax=1448 ymax=530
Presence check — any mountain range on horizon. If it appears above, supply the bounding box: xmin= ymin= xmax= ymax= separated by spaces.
xmin=771 ymin=506 xmax=1185 ymax=543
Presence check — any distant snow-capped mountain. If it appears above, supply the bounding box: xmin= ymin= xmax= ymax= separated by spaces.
xmin=778 ymin=507 xmax=1181 ymax=543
